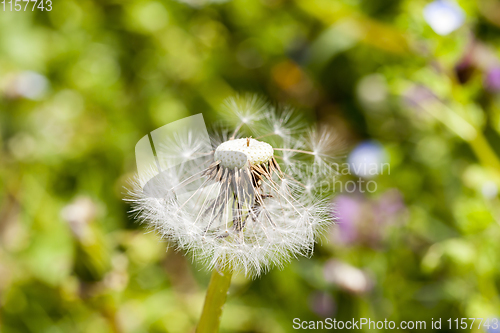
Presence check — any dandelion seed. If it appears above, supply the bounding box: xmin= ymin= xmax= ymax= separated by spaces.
xmin=126 ymin=95 xmax=340 ymax=277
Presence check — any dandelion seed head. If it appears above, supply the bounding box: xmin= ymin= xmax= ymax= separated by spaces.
xmin=126 ymin=95 xmax=339 ymax=277
xmin=214 ymin=138 xmax=274 ymax=169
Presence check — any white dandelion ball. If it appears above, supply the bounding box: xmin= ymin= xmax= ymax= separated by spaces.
xmin=214 ymin=138 xmax=274 ymax=169
xmin=127 ymin=96 xmax=340 ymax=277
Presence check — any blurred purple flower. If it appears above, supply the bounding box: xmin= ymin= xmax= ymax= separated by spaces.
xmin=308 ymin=292 xmax=336 ymax=318
xmin=402 ymin=85 xmax=438 ymax=110
xmin=334 ymin=195 xmax=364 ymax=245
xmin=373 ymin=189 xmax=405 ymax=223
xmin=454 ymin=40 xmax=500 ymax=85
xmin=423 ymin=0 xmax=465 ymax=36
xmin=485 ymin=67 xmax=500 ymax=93
xmin=332 ymin=190 xmax=406 ymax=247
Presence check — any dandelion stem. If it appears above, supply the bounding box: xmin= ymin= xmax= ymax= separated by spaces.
xmin=196 ymin=266 xmax=233 ymax=333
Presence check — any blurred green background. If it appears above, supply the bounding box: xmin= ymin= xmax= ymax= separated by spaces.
xmin=1 ymin=0 xmax=500 ymax=332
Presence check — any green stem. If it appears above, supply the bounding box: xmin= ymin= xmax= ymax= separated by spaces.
xmin=424 ymin=102 xmax=500 ymax=180
xmin=196 ymin=267 xmax=233 ymax=333
xmin=469 ymin=133 xmax=500 ymax=173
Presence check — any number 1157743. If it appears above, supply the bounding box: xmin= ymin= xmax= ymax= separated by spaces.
xmin=2 ymin=0 xmax=52 ymax=11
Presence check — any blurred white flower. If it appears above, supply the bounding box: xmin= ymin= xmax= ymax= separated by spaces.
xmin=347 ymin=141 xmax=387 ymax=179
xmin=127 ymin=96 xmax=339 ymax=276
xmin=481 ymin=181 xmax=498 ymax=199
xmin=11 ymin=71 xmax=49 ymax=100
xmin=7 ymin=132 xmax=37 ymax=160
xmin=61 ymin=197 xmax=98 ymax=241
xmin=323 ymin=259 xmax=373 ymax=294
xmin=356 ymin=74 xmax=388 ymax=110
xmin=423 ymin=0 xmax=465 ymax=36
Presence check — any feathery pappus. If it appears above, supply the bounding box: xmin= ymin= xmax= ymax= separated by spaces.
xmin=126 ymin=95 xmax=340 ymax=277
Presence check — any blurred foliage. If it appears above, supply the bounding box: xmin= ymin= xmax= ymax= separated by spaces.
xmin=1 ymin=0 xmax=500 ymax=332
